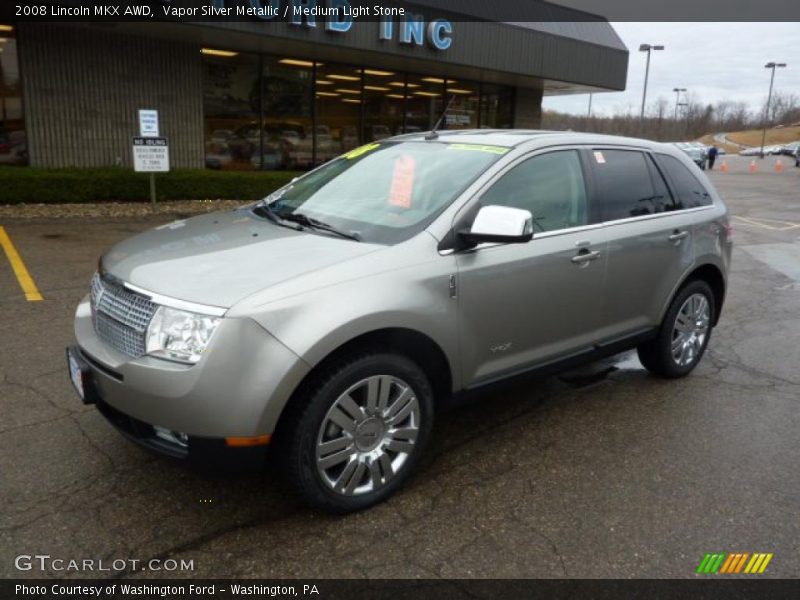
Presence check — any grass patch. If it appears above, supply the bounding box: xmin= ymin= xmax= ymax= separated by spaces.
xmin=726 ymin=126 xmax=800 ymax=148
xmin=0 ymin=167 xmax=301 ymax=205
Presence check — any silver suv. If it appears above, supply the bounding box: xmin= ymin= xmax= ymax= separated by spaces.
xmin=67 ymin=131 xmax=732 ymax=512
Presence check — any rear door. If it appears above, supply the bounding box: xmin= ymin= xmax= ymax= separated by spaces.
xmin=588 ymin=148 xmax=695 ymax=339
xmin=455 ymin=148 xmax=609 ymax=386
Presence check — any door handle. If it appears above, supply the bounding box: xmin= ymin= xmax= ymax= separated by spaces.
xmin=668 ymin=230 xmax=689 ymax=242
xmin=571 ymin=250 xmax=600 ymax=264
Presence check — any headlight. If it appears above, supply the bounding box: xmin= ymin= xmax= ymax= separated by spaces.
xmin=145 ymin=306 xmax=220 ymax=364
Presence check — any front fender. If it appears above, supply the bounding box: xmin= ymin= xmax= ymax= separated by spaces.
xmin=243 ymin=260 xmax=461 ymax=393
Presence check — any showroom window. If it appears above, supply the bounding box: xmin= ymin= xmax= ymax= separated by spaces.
xmin=202 ymin=49 xmax=261 ymax=171
xmin=202 ymin=49 xmax=516 ymax=171
xmin=315 ymin=62 xmax=362 ymax=165
xmin=445 ymin=81 xmax=479 ymax=130
xmin=262 ymin=56 xmax=313 ymax=170
xmin=363 ymin=68 xmax=403 ymax=142
xmin=480 ymin=84 xmax=514 ymax=129
xmin=0 ymin=25 xmax=27 ymax=167
xmin=404 ymin=74 xmax=445 ymax=133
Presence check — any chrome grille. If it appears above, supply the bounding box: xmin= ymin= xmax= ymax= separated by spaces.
xmin=95 ymin=311 xmax=149 ymax=357
xmin=90 ymin=273 xmax=157 ymax=358
xmin=90 ymin=271 xmax=103 ymax=308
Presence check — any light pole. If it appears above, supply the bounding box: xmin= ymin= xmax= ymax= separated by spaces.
xmin=673 ymin=87 xmax=686 ymax=120
xmin=639 ymin=43 xmax=665 ymax=125
xmin=759 ymin=62 xmax=786 ymax=158
xmin=677 ymin=102 xmax=689 ymax=138
xmin=586 ymin=93 xmax=593 ymax=131
xmin=673 ymin=87 xmax=686 ymax=140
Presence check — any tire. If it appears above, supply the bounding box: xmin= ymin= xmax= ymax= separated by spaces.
xmin=637 ymin=280 xmax=715 ymax=378
xmin=278 ymin=352 xmax=434 ymax=513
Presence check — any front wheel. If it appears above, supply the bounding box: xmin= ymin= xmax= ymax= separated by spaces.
xmin=279 ymin=353 xmax=434 ymax=513
xmin=637 ymin=280 xmax=715 ymax=378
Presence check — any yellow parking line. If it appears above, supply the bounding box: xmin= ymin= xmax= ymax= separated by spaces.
xmin=745 ymin=216 xmax=800 ymax=225
xmin=0 ymin=226 xmax=43 ymax=301
xmin=733 ymin=215 xmax=800 ymax=231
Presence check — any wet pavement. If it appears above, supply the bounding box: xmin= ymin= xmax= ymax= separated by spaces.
xmin=1 ymin=156 xmax=799 ymax=579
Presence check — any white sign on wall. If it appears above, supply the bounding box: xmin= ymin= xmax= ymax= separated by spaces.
xmin=132 ymin=137 xmax=169 ymax=172
xmin=138 ymin=109 xmax=160 ymax=137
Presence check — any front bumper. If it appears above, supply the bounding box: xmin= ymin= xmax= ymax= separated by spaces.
xmin=68 ymin=349 xmax=268 ymax=469
xmin=72 ymin=295 xmax=311 ymax=443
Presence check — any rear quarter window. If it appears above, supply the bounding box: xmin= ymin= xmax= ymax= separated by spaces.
xmin=657 ymin=154 xmax=713 ymax=208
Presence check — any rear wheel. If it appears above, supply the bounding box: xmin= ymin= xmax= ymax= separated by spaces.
xmin=638 ymin=280 xmax=715 ymax=378
xmin=280 ymin=353 xmax=434 ymax=513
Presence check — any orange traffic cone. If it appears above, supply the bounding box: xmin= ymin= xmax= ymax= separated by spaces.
xmin=749 ymin=160 xmax=758 ymax=173
xmin=720 ymin=160 xmax=729 ymax=172
xmin=775 ymin=160 xmax=784 ymax=173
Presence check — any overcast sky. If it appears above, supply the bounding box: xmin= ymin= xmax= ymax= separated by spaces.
xmin=542 ymin=23 xmax=799 ymax=117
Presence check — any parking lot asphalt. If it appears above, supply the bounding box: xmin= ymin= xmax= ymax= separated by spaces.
xmin=1 ymin=155 xmax=799 ymax=579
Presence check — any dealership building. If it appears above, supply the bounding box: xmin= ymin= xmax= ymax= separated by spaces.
xmin=0 ymin=2 xmax=628 ymax=171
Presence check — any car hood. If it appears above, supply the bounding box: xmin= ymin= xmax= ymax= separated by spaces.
xmin=101 ymin=208 xmax=381 ymax=309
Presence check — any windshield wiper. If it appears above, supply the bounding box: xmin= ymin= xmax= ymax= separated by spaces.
xmin=277 ymin=212 xmax=362 ymax=242
xmin=252 ymin=203 xmax=361 ymax=242
xmin=252 ymin=202 xmax=280 ymax=223
xmin=252 ymin=203 xmax=305 ymax=232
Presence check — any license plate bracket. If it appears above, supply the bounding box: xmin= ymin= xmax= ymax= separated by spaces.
xmin=66 ymin=346 xmax=98 ymax=405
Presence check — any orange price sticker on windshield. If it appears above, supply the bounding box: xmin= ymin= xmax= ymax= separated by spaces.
xmin=388 ymin=155 xmax=416 ymax=209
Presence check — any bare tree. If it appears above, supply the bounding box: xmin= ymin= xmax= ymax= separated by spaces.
xmin=541 ymin=94 xmax=767 ymax=142
xmin=765 ymin=91 xmax=800 ymax=125
xmin=650 ymin=96 xmax=670 ymax=140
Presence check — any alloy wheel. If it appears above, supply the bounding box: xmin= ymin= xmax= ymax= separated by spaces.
xmin=315 ymin=375 xmax=420 ymax=496
xmin=671 ymin=293 xmax=711 ymax=367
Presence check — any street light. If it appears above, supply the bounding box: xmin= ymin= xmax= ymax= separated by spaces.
xmin=639 ymin=43 xmax=665 ymax=125
xmin=759 ymin=62 xmax=787 ymax=158
xmin=677 ymin=102 xmax=689 ymax=138
xmin=673 ymin=87 xmax=686 ymax=120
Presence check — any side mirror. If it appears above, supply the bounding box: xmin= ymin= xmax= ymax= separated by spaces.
xmin=459 ymin=205 xmax=534 ymax=246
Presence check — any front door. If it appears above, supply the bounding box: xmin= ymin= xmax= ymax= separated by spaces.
xmin=455 ymin=149 xmax=608 ymax=386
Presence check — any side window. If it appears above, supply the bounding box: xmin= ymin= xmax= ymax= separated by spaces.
xmin=592 ymin=149 xmax=665 ymax=221
xmin=657 ymin=154 xmax=713 ymax=209
xmin=480 ymin=150 xmax=588 ymax=232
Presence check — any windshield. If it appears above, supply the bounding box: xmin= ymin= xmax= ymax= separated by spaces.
xmin=258 ymin=141 xmax=508 ymax=244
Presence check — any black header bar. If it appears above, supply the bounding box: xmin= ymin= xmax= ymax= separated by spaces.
xmin=2 ymin=0 xmax=799 ymax=23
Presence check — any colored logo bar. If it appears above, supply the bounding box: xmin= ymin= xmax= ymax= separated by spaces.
xmin=697 ymin=553 xmax=773 ymax=574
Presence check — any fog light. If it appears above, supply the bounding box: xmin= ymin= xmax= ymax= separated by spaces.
xmin=153 ymin=426 xmax=189 ymax=448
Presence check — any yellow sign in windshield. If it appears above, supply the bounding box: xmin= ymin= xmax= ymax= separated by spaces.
xmin=343 ymin=143 xmax=381 ymax=160
xmin=447 ymin=143 xmax=510 ymax=155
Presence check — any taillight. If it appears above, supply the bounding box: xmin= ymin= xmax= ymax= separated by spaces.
xmin=723 ymin=223 xmax=733 ymax=241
